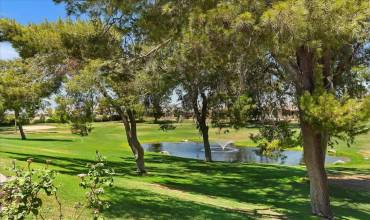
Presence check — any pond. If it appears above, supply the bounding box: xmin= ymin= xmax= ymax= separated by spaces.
xmin=142 ymin=142 xmax=348 ymax=165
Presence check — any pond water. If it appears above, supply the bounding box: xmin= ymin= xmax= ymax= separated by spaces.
xmin=142 ymin=142 xmax=348 ymax=165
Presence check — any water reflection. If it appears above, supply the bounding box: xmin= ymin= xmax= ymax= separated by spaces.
xmin=142 ymin=142 xmax=347 ymax=165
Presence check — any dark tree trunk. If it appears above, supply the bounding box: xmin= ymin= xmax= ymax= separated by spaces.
xmin=296 ymin=46 xmax=332 ymax=218
xmin=14 ymin=110 xmax=26 ymax=140
xmin=200 ymin=122 xmax=212 ymax=162
xmin=18 ymin=123 xmax=26 ymax=140
xmin=153 ymin=100 xmax=162 ymax=124
xmin=192 ymin=92 xmax=212 ymax=162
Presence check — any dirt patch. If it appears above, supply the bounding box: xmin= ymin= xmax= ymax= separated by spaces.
xmin=329 ymin=174 xmax=370 ymax=192
xmin=23 ymin=125 xmax=56 ymax=132
xmin=0 ymin=173 xmax=7 ymax=185
xmin=359 ymin=149 xmax=370 ymax=158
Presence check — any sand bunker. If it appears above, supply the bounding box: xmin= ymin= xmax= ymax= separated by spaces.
xmin=23 ymin=125 xmax=57 ymax=132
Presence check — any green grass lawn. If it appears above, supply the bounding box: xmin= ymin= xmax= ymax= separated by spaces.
xmin=0 ymin=121 xmax=369 ymax=219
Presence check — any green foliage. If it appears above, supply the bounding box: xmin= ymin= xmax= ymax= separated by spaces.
xmin=300 ymin=92 xmax=370 ymax=147
xmin=139 ymin=50 xmax=175 ymax=123
xmin=54 ymin=96 xmax=69 ymax=123
xmin=95 ymin=97 xmax=117 ymax=122
xmin=260 ymin=0 xmax=370 ymax=54
xmin=70 ymin=120 xmax=93 ymax=136
xmin=0 ymin=18 xmax=122 ymax=60
xmin=0 ymin=58 xmax=62 ymax=136
xmin=78 ymin=151 xmax=114 ymax=220
xmin=132 ymin=104 xmax=145 ymax=122
xmin=230 ymin=95 xmax=256 ymax=128
xmin=63 ymin=60 xmax=102 ymax=136
xmin=250 ymin=121 xmax=300 ymax=157
xmin=0 ymin=159 xmax=61 ymax=220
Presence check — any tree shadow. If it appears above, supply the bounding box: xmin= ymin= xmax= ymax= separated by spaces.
xmin=104 ymin=187 xmax=256 ymax=220
xmin=0 ymin=151 xmax=137 ymax=176
xmin=0 ymin=136 xmax=73 ymax=142
xmin=140 ymin=154 xmax=370 ymax=219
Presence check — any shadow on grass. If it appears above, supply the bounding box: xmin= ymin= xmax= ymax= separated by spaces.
xmin=1 ymin=151 xmax=369 ymax=219
xmin=0 ymin=136 xmax=73 ymax=142
xmin=140 ymin=155 xmax=370 ymax=219
xmin=105 ymin=187 xmax=255 ymax=220
xmin=0 ymin=151 xmax=136 ymax=176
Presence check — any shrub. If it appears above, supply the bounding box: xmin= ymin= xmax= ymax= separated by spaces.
xmin=0 ymin=159 xmax=62 ymax=220
xmin=71 ymin=121 xmax=93 ymax=136
xmin=159 ymin=123 xmax=176 ymax=132
xmin=77 ymin=151 xmax=114 ymax=220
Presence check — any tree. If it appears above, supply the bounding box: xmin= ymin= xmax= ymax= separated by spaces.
xmin=166 ymin=7 xmax=240 ymax=161
xmin=0 ymin=57 xmax=62 ymax=139
xmin=54 ymin=96 xmax=69 ymax=123
xmin=65 ymin=62 xmax=100 ymax=136
xmin=95 ymin=97 xmax=117 ymax=121
xmin=179 ymin=1 xmax=369 ymax=216
xmin=0 ymin=18 xmax=152 ymax=174
xmin=139 ymin=52 xmax=174 ymax=123
xmin=257 ymin=1 xmax=370 ymax=217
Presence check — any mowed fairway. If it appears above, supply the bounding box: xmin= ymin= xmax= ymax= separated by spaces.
xmin=0 ymin=121 xmax=369 ymax=219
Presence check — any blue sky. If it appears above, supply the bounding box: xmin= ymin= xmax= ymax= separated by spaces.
xmin=0 ymin=0 xmax=70 ymax=60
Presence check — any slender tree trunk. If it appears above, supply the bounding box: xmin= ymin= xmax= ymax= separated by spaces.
xmin=14 ymin=110 xmax=26 ymax=140
xmin=200 ymin=121 xmax=212 ymax=162
xmin=14 ymin=119 xmax=17 ymax=133
xmin=296 ymin=45 xmax=332 ymax=218
xmin=18 ymin=124 xmax=26 ymax=140
xmin=192 ymin=92 xmax=212 ymax=162
xmin=127 ymin=109 xmax=146 ymax=174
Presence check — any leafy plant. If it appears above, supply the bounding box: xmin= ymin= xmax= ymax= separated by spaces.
xmin=0 ymin=159 xmax=62 ymax=220
xmin=77 ymin=151 xmax=114 ymax=220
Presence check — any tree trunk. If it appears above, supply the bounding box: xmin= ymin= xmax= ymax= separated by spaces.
xmin=14 ymin=110 xmax=26 ymax=140
xmin=301 ymin=120 xmax=332 ymax=218
xmin=296 ymin=45 xmax=332 ymax=218
xmin=200 ymin=122 xmax=212 ymax=162
xmin=18 ymin=124 xmax=26 ymax=140
xmin=14 ymin=119 xmax=17 ymax=133
xmin=126 ymin=109 xmax=146 ymax=175
xmin=192 ymin=92 xmax=212 ymax=162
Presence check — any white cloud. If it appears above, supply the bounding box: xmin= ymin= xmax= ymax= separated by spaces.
xmin=0 ymin=42 xmax=19 ymax=60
